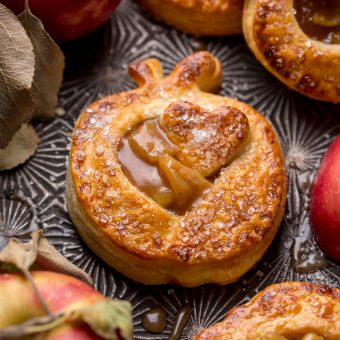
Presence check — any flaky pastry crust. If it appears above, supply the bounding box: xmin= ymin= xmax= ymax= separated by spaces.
xmin=139 ymin=0 xmax=244 ymax=36
xmin=243 ymin=0 xmax=340 ymax=103
xmin=196 ymin=282 xmax=340 ymax=339
xmin=67 ymin=52 xmax=287 ymax=286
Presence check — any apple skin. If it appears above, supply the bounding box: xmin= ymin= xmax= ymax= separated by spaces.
xmin=0 ymin=0 xmax=121 ymax=41
xmin=47 ymin=323 xmax=102 ymax=340
xmin=0 ymin=271 xmax=105 ymax=339
xmin=310 ymin=136 xmax=340 ymax=261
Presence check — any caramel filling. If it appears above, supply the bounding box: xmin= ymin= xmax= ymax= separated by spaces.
xmin=294 ymin=0 xmax=340 ymax=44
xmin=118 ymin=101 xmax=249 ymax=215
xmin=118 ymin=119 xmax=211 ymax=214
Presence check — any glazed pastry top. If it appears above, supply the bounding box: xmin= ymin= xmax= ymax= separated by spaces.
xmin=196 ymin=282 xmax=340 ymax=339
xmin=70 ymin=52 xmax=286 ymax=264
xmin=243 ymin=0 xmax=340 ymax=102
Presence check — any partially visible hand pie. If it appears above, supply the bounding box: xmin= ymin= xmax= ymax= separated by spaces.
xmin=139 ymin=0 xmax=244 ymax=36
xmin=67 ymin=51 xmax=287 ymax=287
xmin=243 ymin=0 xmax=340 ymax=103
xmin=196 ymin=282 xmax=340 ymax=339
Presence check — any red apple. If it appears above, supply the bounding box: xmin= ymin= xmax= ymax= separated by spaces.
xmin=310 ymin=135 xmax=340 ymax=261
xmin=0 ymin=271 xmax=105 ymax=338
xmin=0 ymin=0 xmax=121 ymax=41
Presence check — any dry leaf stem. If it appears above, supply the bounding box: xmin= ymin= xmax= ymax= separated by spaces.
xmin=0 ymin=312 xmax=64 ymax=339
xmin=22 ymin=268 xmax=52 ymax=316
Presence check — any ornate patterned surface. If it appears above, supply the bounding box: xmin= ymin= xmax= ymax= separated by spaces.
xmin=0 ymin=0 xmax=340 ymax=338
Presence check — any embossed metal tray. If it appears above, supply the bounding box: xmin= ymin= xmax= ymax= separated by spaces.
xmin=1 ymin=1 xmax=339 ymax=338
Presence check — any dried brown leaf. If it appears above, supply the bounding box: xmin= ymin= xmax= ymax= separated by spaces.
xmin=0 ymin=4 xmax=35 ymax=148
xmin=35 ymin=233 xmax=92 ymax=285
xmin=0 ymin=229 xmax=39 ymax=271
xmin=0 ymin=124 xmax=39 ymax=170
xmin=18 ymin=2 xmax=65 ymax=119
xmin=0 ymin=230 xmax=92 ymax=285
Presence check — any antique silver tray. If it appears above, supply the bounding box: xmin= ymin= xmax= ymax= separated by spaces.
xmin=1 ymin=1 xmax=339 ymax=338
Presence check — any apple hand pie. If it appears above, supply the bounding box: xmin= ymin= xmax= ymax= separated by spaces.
xmin=139 ymin=0 xmax=244 ymax=36
xmin=243 ymin=0 xmax=340 ymax=103
xmin=196 ymin=282 xmax=340 ymax=339
xmin=67 ymin=52 xmax=287 ymax=287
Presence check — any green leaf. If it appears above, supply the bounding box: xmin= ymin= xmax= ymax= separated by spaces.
xmin=72 ymin=300 xmax=133 ymax=340
xmin=18 ymin=1 xmax=65 ymax=119
xmin=0 ymin=4 xmax=35 ymax=148
xmin=0 ymin=124 xmax=39 ymax=170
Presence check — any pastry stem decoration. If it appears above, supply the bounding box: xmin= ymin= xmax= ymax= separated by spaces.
xmin=196 ymin=282 xmax=340 ymax=339
xmin=67 ymin=52 xmax=287 ymax=287
xmin=243 ymin=0 xmax=340 ymax=103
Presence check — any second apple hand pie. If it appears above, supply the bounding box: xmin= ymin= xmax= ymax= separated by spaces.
xmin=196 ymin=282 xmax=340 ymax=339
xmin=243 ymin=0 xmax=340 ymax=103
xmin=67 ymin=52 xmax=287 ymax=287
xmin=139 ymin=0 xmax=244 ymax=36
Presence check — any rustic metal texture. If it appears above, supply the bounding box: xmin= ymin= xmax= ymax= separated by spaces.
xmin=0 ymin=1 xmax=339 ymax=338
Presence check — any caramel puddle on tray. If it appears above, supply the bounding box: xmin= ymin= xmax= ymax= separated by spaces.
xmin=290 ymin=213 xmax=328 ymax=273
xmin=141 ymin=306 xmax=167 ymax=334
xmin=118 ymin=118 xmax=211 ymax=215
xmin=141 ymin=304 xmax=192 ymax=339
xmin=170 ymin=304 xmax=193 ymax=340
xmin=294 ymin=0 xmax=340 ymax=44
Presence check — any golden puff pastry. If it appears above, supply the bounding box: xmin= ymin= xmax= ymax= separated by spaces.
xmin=139 ymin=0 xmax=244 ymax=36
xmin=243 ymin=0 xmax=340 ymax=103
xmin=196 ymin=282 xmax=340 ymax=339
xmin=67 ymin=52 xmax=287 ymax=287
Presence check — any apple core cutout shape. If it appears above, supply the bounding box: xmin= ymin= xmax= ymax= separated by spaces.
xmin=118 ymin=102 xmax=249 ymax=215
xmin=243 ymin=0 xmax=340 ymax=103
xmin=67 ymin=52 xmax=287 ymax=287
